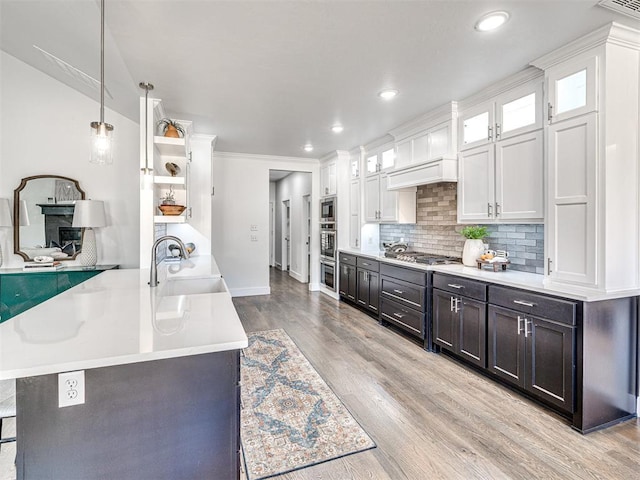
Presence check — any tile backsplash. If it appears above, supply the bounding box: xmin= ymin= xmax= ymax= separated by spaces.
xmin=379 ymin=182 xmax=544 ymax=274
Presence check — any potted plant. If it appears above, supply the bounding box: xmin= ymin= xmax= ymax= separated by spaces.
xmin=157 ymin=118 xmax=185 ymax=138
xmin=460 ymin=225 xmax=488 ymax=267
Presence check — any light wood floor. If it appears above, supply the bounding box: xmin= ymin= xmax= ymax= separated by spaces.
xmin=234 ymin=269 xmax=640 ymax=480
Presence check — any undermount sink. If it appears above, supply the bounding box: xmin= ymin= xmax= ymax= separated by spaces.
xmin=162 ymin=277 xmax=227 ymax=296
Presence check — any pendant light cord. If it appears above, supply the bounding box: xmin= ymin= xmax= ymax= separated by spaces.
xmin=100 ymin=0 xmax=105 ymax=124
xmin=139 ymin=82 xmax=155 ymax=172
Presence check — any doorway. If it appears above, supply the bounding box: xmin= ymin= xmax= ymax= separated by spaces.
xmin=282 ymin=200 xmax=291 ymax=271
xmin=304 ymin=194 xmax=311 ymax=282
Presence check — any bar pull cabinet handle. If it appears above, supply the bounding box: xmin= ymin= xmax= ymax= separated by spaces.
xmin=517 ymin=315 xmax=524 ymax=335
xmin=188 ymin=207 xmax=192 ymax=218
xmin=450 ymin=296 xmax=454 ymax=312
xmin=495 ymin=123 xmax=501 ymax=139
xmin=447 ymin=284 xmax=464 ymax=289
xmin=393 ymin=312 xmax=405 ymax=319
xmin=513 ymin=300 xmax=535 ymax=308
xmin=488 ymin=125 xmax=493 ymax=141
xmin=393 ymin=289 xmax=404 ymax=294
xmin=547 ymin=257 xmax=553 ymax=274
xmin=547 ymin=102 xmax=553 ymax=123
xmin=495 ymin=203 xmax=501 ymax=216
xmin=525 ymin=319 xmax=532 ymax=338
xmin=454 ymin=298 xmax=460 ymax=313
xmin=488 ymin=202 xmax=493 ymax=218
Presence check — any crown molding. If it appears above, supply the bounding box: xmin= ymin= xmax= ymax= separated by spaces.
xmin=362 ymin=134 xmax=394 ymax=154
xmin=319 ymin=150 xmax=350 ymax=163
xmin=389 ymin=101 xmax=458 ymax=142
xmin=212 ymin=151 xmax=318 ymax=164
xmin=458 ymin=66 xmax=543 ymax=111
xmin=531 ymin=22 xmax=640 ymax=70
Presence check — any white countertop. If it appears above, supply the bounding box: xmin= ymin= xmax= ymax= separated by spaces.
xmin=339 ymin=248 xmax=640 ymax=302
xmin=0 ymin=255 xmax=248 ymax=380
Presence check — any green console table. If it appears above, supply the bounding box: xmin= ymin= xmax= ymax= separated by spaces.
xmin=0 ymin=265 xmax=118 ymax=323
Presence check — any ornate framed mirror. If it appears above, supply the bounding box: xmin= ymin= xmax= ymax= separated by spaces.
xmin=13 ymin=175 xmax=85 ymax=261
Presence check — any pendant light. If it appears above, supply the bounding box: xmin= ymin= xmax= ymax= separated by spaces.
xmin=90 ymin=0 xmax=114 ymax=165
xmin=139 ymin=82 xmax=154 ymax=175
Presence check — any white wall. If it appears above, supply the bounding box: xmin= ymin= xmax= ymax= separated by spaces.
xmin=211 ymin=152 xmax=318 ymax=296
xmin=274 ymin=172 xmax=312 ymax=282
xmin=0 ymin=51 xmax=140 ymax=268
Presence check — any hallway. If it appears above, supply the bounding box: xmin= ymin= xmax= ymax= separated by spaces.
xmin=233 ymin=269 xmax=640 ymax=480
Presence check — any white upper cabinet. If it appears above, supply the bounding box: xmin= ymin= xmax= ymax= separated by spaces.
xmin=349 ymin=179 xmax=361 ymax=248
xmin=320 ymin=160 xmax=337 ymax=197
xmin=391 ymin=102 xmax=458 ymax=170
xmin=460 ymin=105 xmax=494 ymax=150
xmin=547 ymin=56 xmax=597 ymax=124
xmin=496 ymin=82 xmax=543 ymax=140
xmin=364 ymin=173 xmax=416 ymax=224
xmin=460 ymin=76 xmax=543 ymax=151
xmin=366 ymin=147 xmax=395 ymax=175
xmin=530 ymin=22 xmax=640 ymax=292
xmin=457 ymin=69 xmax=544 ymax=223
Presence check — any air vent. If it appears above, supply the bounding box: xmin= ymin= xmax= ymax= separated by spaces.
xmin=598 ymin=0 xmax=640 ymax=20
xmin=33 ymin=45 xmax=113 ymax=99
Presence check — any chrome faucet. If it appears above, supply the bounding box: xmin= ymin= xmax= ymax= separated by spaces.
xmin=149 ymin=235 xmax=190 ymax=287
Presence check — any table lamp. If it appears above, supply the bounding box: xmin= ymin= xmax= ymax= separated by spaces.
xmin=0 ymin=198 xmax=12 ymax=268
xmin=72 ymin=200 xmax=106 ymax=267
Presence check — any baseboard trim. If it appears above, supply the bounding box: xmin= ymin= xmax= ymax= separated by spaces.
xmin=319 ymin=285 xmax=339 ymax=300
xmin=308 ymin=282 xmax=321 ymax=291
xmin=229 ymin=286 xmax=271 ymax=297
xmin=288 ymin=270 xmax=307 ymax=283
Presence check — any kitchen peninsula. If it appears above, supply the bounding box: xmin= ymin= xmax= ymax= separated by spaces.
xmin=0 ymin=255 xmax=247 ymax=480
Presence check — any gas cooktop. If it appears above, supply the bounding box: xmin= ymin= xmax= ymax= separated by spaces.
xmin=384 ymin=251 xmax=461 ymax=265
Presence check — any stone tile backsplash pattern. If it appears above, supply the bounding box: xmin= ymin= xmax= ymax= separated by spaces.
xmin=379 ymin=182 xmax=545 ymax=274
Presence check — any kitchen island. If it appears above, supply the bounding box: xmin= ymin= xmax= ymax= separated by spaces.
xmin=0 ymin=255 xmax=247 ymax=479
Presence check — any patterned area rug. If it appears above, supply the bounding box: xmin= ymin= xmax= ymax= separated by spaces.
xmin=241 ymin=329 xmax=376 ymax=480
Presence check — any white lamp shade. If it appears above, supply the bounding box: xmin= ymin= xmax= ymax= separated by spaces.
xmin=72 ymin=200 xmax=106 ymax=228
xmin=0 ymin=198 xmax=12 ymax=227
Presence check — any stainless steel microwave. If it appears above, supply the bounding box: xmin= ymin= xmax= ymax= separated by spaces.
xmin=320 ymin=197 xmax=336 ymax=222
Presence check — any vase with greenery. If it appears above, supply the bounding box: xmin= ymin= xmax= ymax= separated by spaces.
xmin=158 ymin=118 xmax=185 ymax=138
xmin=460 ymin=225 xmax=489 ymax=266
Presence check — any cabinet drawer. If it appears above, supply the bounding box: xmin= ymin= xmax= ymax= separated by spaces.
xmin=380 ymin=297 xmax=425 ymax=338
xmin=488 ymin=285 xmax=577 ymax=326
xmin=356 ymin=257 xmax=379 ymax=272
xmin=338 ymin=252 xmax=356 ymax=266
xmin=381 ymin=276 xmax=426 ymax=310
xmin=432 ymin=273 xmax=487 ymax=301
xmin=379 ymin=264 xmax=427 ymax=286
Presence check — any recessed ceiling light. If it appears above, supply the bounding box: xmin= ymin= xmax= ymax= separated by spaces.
xmin=378 ymin=89 xmax=399 ymax=100
xmin=475 ymin=11 xmax=510 ymax=32
xmin=331 ymin=124 xmax=344 ymax=134
xmin=303 ymin=144 xmax=314 ymax=152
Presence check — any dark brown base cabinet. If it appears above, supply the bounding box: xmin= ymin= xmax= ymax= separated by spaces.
xmin=356 ymin=257 xmax=380 ymax=314
xmin=16 ymin=351 xmax=240 ymax=479
xmin=338 ymin=253 xmax=357 ymax=302
xmin=488 ymin=305 xmax=575 ymax=413
xmin=432 ymin=274 xmax=487 ymax=368
xmin=433 ymin=274 xmax=637 ymax=433
xmin=380 ymin=264 xmax=429 ymax=341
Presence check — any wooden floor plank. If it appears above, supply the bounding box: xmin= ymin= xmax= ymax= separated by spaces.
xmin=234 ymin=269 xmax=640 ymax=480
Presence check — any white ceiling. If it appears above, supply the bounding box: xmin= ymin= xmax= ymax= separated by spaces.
xmin=1 ymin=1 xmax=638 ymax=159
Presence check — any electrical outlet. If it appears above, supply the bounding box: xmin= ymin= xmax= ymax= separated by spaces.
xmin=250 ymin=235 xmax=258 ymax=242
xmin=250 ymin=224 xmax=258 ymax=231
xmin=59 ymin=370 xmax=85 ymax=408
